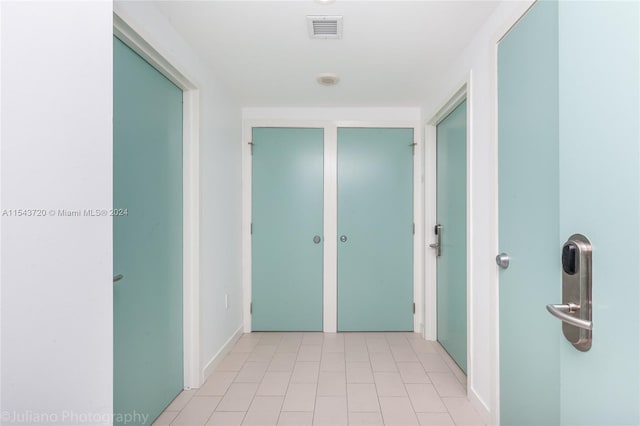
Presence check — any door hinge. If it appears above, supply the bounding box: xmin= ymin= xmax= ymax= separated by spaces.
xmin=248 ymin=141 xmax=254 ymax=155
xmin=250 ymin=302 xmax=253 ymax=314
xmin=413 ymin=223 xmax=415 ymax=235
xmin=251 ymin=223 xmax=253 ymax=234
xmin=410 ymin=142 xmax=417 ymax=155
xmin=413 ymin=303 xmax=416 ymax=314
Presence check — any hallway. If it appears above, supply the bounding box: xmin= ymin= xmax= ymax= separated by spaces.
xmin=154 ymin=333 xmax=483 ymax=426
xmin=3 ymin=1 xmax=640 ymax=425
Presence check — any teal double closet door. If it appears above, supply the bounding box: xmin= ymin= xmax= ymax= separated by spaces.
xmin=251 ymin=128 xmax=325 ymax=331
xmin=251 ymin=127 xmax=414 ymax=332
xmin=336 ymin=128 xmax=414 ymax=331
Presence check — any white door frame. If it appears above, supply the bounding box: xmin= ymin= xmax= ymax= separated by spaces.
xmin=242 ymin=120 xmax=424 ymax=333
xmin=113 ymin=13 xmax=201 ymax=389
xmin=424 ymin=81 xmax=471 ymax=381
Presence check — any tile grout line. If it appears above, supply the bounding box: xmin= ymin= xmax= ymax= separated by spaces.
xmin=275 ymin=333 xmax=302 ymax=426
xmin=368 ymin=336 xmax=386 ymax=425
xmin=390 ymin=333 xmax=421 ymax=426
xmin=250 ymin=333 xmax=285 ymax=426
xmin=387 ymin=333 xmax=466 ymax=426
xmin=227 ymin=333 xmax=273 ymax=425
xmin=310 ymin=333 xmax=324 ymax=426
xmin=237 ymin=333 xmax=264 ymax=424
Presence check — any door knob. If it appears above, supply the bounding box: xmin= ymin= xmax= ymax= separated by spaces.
xmin=313 ymin=235 xmax=322 ymax=244
xmin=340 ymin=235 xmax=347 ymax=243
xmin=496 ymin=253 xmax=510 ymax=269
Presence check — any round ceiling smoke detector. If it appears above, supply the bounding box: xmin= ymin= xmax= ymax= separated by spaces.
xmin=317 ymin=73 xmax=340 ymax=86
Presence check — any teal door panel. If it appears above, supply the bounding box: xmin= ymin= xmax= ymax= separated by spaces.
xmin=337 ymin=128 xmax=414 ymax=331
xmin=498 ymin=2 xmax=560 ymax=425
xmin=436 ymin=100 xmax=467 ymax=373
xmin=113 ymin=37 xmax=183 ymax=425
xmin=252 ymin=127 xmax=324 ymax=331
xmin=499 ymin=1 xmax=640 ymax=424
xmin=558 ymin=2 xmax=640 ymax=424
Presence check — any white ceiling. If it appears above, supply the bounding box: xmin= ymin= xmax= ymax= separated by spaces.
xmin=155 ymin=1 xmax=501 ymax=107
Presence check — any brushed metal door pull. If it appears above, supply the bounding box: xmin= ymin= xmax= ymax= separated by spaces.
xmin=546 ymin=304 xmax=592 ymax=330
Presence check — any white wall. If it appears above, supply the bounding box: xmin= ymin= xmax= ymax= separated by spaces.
xmin=114 ymin=2 xmax=244 ymax=383
xmin=421 ymin=1 xmax=533 ymax=423
xmin=1 ymin=1 xmax=113 ymax=424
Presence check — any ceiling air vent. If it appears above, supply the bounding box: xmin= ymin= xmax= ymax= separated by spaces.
xmin=307 ymin=16 xmax=343 ymax=39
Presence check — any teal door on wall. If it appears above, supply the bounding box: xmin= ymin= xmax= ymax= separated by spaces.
xmin=498 ymin=3 xmax=560 ymax=423
xmin=337 ymin=128 xmax=414 ymax=331
xmin=251 ymin=128 xmax=324 ymax=331
xmin=113 ymin=37 xmax=183 ymax=425
xmin=436 ymin=100 xmax=467 ymax=373
xmin=499 ymin=1 xmax=640 ymax=425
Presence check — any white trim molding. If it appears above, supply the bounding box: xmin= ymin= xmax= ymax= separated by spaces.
xmin=424 ymin=81 xmax=469 ymax=340
xmin=425 ymin=79 xmax=481 ymax=413
xmin=113 ymin=12 xmax=202 ymax=390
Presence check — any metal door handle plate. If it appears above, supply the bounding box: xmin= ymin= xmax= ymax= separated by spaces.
xmin=546 ymin=234 xmax=593 ymax=352
xmin=430 ymin=224 xmax=442 ymax=257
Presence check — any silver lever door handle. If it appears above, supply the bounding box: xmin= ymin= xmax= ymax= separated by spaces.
xmin=429 ymin=243 xmax=440 ymax=248
xmin=546 ymin=304 xmax=592 ymax=330
xmin=113 ymin=274 xmax=124 ymax=283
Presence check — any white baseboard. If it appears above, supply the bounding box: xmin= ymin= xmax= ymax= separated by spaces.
xmin=201 ymin=326 xmax=244 ymax=384
xmin=468 ymin=387 xmax=492 ymax=425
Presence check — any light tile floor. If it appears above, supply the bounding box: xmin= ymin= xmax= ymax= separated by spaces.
xmin=153 ymin=332 xmax=485 ymax=426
